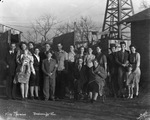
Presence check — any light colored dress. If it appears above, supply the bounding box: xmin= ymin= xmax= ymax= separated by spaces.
xmin=129 ymin=52 xmax=141 ymax=84
xmin=125 ymin=72 xmax=136 ymax=87
xmin=14 ymin=50 xmax=35 ymax=84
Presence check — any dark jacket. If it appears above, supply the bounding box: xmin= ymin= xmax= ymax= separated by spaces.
xmin=33 ymin=54 xmax=40 ymax=71
xmin=42 ymin=58 xmax=57 ymax=79
xmin=89 ymin=65 xmax=107 ymax=83
xmin=107 ymin=52 xmax=117 ymax=74
xmin=5 ymin=50 xmax=17 ymax=76
xmin=115 ymin=50 xmax=129 ymax=66
xmin=74 ymin=64 xmax=87 ymax=85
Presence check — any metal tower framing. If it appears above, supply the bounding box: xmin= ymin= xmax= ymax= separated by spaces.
xmin=101 ymin=0 xmax=134 ymax=40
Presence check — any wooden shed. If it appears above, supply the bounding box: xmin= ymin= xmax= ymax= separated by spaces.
xmin=0 ymin=24 xmax=22 ymax=84
xmin=121 ymin=8 xmax=150 ymax=83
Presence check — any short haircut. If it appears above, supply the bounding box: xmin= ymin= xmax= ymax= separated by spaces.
xmin=34 ymin=47 xmax=40 ymax=51
xmin=120 ymin=41 xmax=126 ymax=45
xmin=57 ymin=43 xmax=62 ymax=47
xmin=110 ymin=44 xmax=116 ymax=48
xmin=45 ymin=43 xmax=50 ymax=46
xmin=46 ymin=51 xmax=52 ymax=55
xmin=96 ymin=45 xmax=102 ymax=49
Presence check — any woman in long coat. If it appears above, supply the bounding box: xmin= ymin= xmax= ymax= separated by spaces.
xmin=87 ymin=59 xmax=107 ymax=103
xmin=14 ymin=42 xmax=35 ymax=100
xmin=128 ymin=45 xmax=141 ymax=97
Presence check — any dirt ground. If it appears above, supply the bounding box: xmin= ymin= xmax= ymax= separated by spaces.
xmin=0 ymin=94 xmax=149 ymax=120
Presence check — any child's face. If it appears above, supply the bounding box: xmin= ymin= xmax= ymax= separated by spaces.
xmin=47 ymin=53 xmax=52 ymax=58
xmin=128 ymin=67 xmax=132 ymax=72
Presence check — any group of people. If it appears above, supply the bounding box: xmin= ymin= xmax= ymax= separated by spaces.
xmin=5 ymin=41 xmax=141 ymax=103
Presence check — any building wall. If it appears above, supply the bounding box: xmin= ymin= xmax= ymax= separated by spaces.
xmin=131 ymin=20 xmax=150 ymax=81
xmin=53 ymin=32 xmax=74 ymax=52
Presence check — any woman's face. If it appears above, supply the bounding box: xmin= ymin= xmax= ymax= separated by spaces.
xmin=93 ymin=60 xmax=98 ymax=67
xmin=29 ymin=43 xmax=34 ymax=49
xmin=21 ymin=43 xmax=27 ymax=51
xmin=88 ymin=48 xmax=92 ymax=54
xmin=130 ymin=46 xmax=136 ymax=53
xmin=45 ymin=44 xmax=50 ymax=51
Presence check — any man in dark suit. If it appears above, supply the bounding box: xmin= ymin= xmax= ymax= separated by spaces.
xmin=42 ymin=51 xmax=57 ymax=101
xmin=74 ymin=58 xmax=88 ymax=100
xmin=115 ymin=41 xmax=129 ymax=97
xmin=5 ymin=43 xmax=17 ymax=99
xmin=107 ymin=44 xmax=118 ymax=98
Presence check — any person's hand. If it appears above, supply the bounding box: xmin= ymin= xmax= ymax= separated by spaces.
xmin=48 ymin=73 xmax=52 ymax=77
xmin=55 ymin=64 xmax=58 ymax=68
xmin=122 ymin=64 xmax=126 ymax=67
xmin=32 ymin=71 xmax=36 ymax=75
xmin=107 ymin=72 xmax=110 ymax=76
xmin=74 ymin=79 xmax=77 ymax=82
xmin=13 ymin=79 xmax=16 ymax=84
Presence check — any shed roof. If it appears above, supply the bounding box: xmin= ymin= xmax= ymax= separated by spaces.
xmin=121 ymin=8 xmax=150 ymax=23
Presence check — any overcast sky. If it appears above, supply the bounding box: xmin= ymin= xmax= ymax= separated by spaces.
xmin=0 ymin=0 xmax=149 ymax=33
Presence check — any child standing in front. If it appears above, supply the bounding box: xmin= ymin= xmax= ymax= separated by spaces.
xmin=124 ymin=64 xmax=136 ymax=99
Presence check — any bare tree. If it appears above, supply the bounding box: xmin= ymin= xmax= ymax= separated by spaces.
xmin=33 ymin=14 xmax=57 ymax=42
xmin=140 ymin=0 xmax=150 ymax=10
xmin=75 ymin=16 xmax=97 ymax=46
xmin=55 ymin=16 xmax=98 ymax=46
xmin=22 ymin=31 xmax=33 ymax=42
xmin=55 ymin=22 xmax=74 ymax=36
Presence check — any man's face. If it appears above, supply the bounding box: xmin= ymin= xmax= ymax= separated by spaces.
xmin=80 ymin=47 xmax=84 ymax=53
xmin=121 ymin=43 xmax=126 ymax=50
xmin=35 ymin=48 xmax=40 ymax=55
xmin=57 ymin=44 xmax=62 ymax=51
xmin=96 ymin=47 xmax=101 ymax=53
xmin=45 ymin=44 xmax=50 ymax=51
xmin=111 ymin=47 xmax=116 ymax=53
xmin=11 ymin=44 xmax=16 ymax=50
